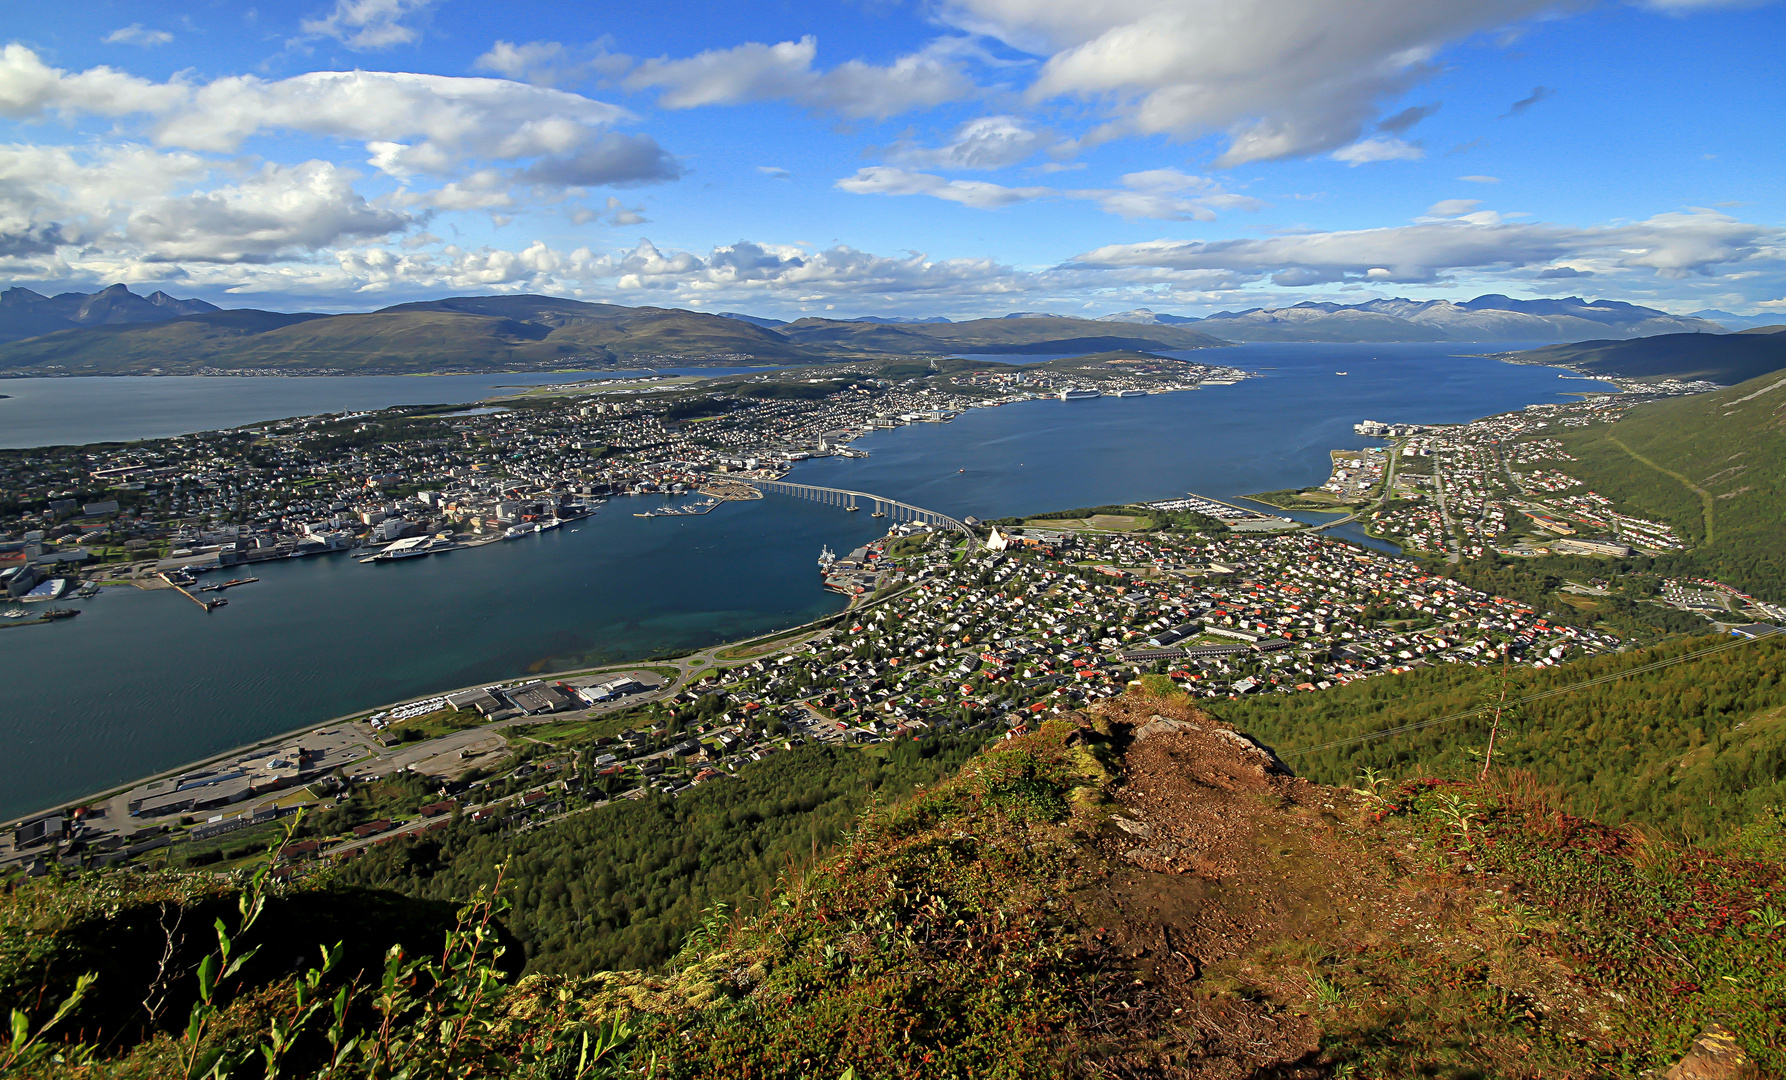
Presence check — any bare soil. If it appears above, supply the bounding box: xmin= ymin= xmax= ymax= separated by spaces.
xmin=1069 ymin=696 xmax=1440 ymax=1079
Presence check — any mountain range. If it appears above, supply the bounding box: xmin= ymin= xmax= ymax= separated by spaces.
xmin=0 ymin=284 xmax=219 ymax=343
xmin=0 ymin=288 xmax=1224 ymax=375
xmin=1096 ymin=294 xmax=1730 ymax=341
xmin=0 ymin=285 xmax=1764 ymax=376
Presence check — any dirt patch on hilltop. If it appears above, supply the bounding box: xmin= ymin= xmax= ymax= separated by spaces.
xmin=1067 ymin=697 xmax=1422 ymax=1079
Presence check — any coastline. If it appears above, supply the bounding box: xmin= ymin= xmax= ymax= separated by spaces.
xmin=0 ymin=560 xmax=917 ymax=832
xmin=1 ymin=343 xmax=1610 ymax=824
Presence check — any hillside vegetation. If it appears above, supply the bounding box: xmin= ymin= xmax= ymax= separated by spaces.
xmin=0 ymin=295 xmax=1230 ymax=375
xmin=1216 ymin=633 xmax=1786 ymax=844
xmin=1503 ymin=327 xmax=1786 ymax=384
xmin=5 ymin=687 xmax=1781 ymax=1079
xmin=327 ymin=736 xmax=980 ymax=974
xmin=1551 ymin=364 xmax=1786 ymax=597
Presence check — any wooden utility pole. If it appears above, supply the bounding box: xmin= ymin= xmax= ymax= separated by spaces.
xmin=1480 ymin=653 xmax=1509 ymax=783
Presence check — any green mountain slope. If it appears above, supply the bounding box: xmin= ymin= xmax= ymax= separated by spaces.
xmin=0 ymin=310 xmax=329 ymax=371
xmin=1552 ymin=365 xmax=1786 ymax=596
xmin=7 ymin=688 xmax=1781 ymax=1078
xmin=0 ymin=295 xmax=1232 ymax=374
xmin=1503 ymin=328 xmax=1786 ymax=384
xmin=1217 ymin=633 xmax=1786 ymax=844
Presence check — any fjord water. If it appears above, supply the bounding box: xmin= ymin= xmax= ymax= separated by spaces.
xmin=0 ymin=368 xmax=773 ymax=449
xmin=0 ymin=342 xmax=1606 ymax=819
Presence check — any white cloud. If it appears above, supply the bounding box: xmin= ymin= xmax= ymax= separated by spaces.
xmin=0 ymin=143 xmax=409 ymax=266
xmin=472 ymin=39 xmax=633 ymax=87
xmin=1425 ymin=199 xmax=1482 ymax=217
xmin=0 ymin=143 xmax=209 ymax=254
xmin=1458 ymin=174 xmax=1501 ymax=183
xmin=0 ymin=47 xmax=677 ymax=188
xmin=31 ymin=208 xmax=1785 ymax=318
xmin=0 ymin=43 xmax=189 ymax=119
xmin=837 ymin=164 xmax=1262 ymax=220
xmin=885 ymin=115 xmax=1049 ymax=170
xmin=625 ymin=35 xmax=976 ymax=119
xmin=937 ymin=0 xmax=1573 ymax=165
xmin=1331 ymin=137 xmax=1425 ymax=166
xmin=125 ymin=160 xmax=411 ymax=262
xmin=1066 ymin=209 xmax=1783 ymax=285
xmin=512 ymin=134 xmax=680 ymax=187
xmin=597 ymin=196 xmax=648 ymax=226
xmin=299 ymin=0 xmax=435 ymax=50
xmin=104 ymin=25 xmax=174 ymax=47
xmin=836 ymin=166 xmax=1052 ymax=209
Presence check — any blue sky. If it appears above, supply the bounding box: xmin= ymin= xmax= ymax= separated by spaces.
xmin=2 ymin=0 xmax=1781 ymax=318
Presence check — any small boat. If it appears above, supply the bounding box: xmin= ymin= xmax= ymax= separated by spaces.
xmin=1335 ymin=371 xmax=1349 ymax=376
xmin=42 ymin=608 xmax=80 ymax=620
xmin=958 ymin=468 xmax=965 ymax=473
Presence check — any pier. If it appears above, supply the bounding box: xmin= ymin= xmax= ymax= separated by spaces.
xmin=748 ymin=480 xmax=972 ymax=535
xmin=159 ymin=573 xmax=225 ymax=611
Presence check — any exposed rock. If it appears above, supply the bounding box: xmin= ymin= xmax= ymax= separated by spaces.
xmin=1663 ymin=1025 xmax=1758 ymax=1080
xmin=1133 ymin=714 xmax=1204 ymax=741
xmin=1110 ymin=816 xmax=1154 ymax=839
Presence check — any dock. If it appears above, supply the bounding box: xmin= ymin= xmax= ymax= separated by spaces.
xmin=159 ymin=574 xmax=226 ymax=611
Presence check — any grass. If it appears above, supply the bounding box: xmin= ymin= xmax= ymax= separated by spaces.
xmin=492 ymin=716 xmax=1112 ymax=1078
xmin=715 ymin=626 xmax=818 ymax=660
xmin=1021 ymin=514 xmax=1151 ymax=532
xmin=1248 ymin=488 xmax=1352 ymax=510
xmin=524 ymin=711 xmax=654 ymax=743
xmin=1296 ymin=778 xmax=1786 ymax=1077
xmin=388 ymin=707 xmax=486 ymax=740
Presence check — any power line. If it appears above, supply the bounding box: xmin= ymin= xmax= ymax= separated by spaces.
xmin=1279 ymin=629 xmax=1779 ymax=758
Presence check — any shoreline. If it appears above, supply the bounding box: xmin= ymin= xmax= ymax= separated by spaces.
xmin=0 ymin=549 xmax=918 ymax=832
xmin=0 ymin=348 xmax=1609 ymax=827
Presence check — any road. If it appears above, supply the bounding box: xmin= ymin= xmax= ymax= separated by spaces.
xmin=1305 ymin=444 xmax=1401 ymax=536
xmin=1 ymin=537 xmax=966 ymax=869
xmin=1429 ymin=446 xmax=1462 ymax=563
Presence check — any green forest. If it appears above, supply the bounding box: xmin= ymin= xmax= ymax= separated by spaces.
xmin=1553 ymin=367 xmax=1786 ymax=598
xmin=328 ymin=735 xmax=981 ymax=973
xmin=1434 ymin=553 xmax=1719 ymax=640
xmin=1215 ymin=634 xmax=1786 ymax=844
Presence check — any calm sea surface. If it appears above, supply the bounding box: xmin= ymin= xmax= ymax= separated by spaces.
xmin=0 ymin=342 xmax=1610 ymax=819
xmin=0 ymin=368 xmax=772 ymax=449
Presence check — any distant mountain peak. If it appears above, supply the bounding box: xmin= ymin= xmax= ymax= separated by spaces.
xmin=0 ymin=283 xmax=227 ymax=343
xmin=1002 ymin=311 xmax=1062 ymax=319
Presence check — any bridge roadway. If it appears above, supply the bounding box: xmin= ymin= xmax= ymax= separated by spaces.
xmin=750 ymin=479 xmax=972 ymax=535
